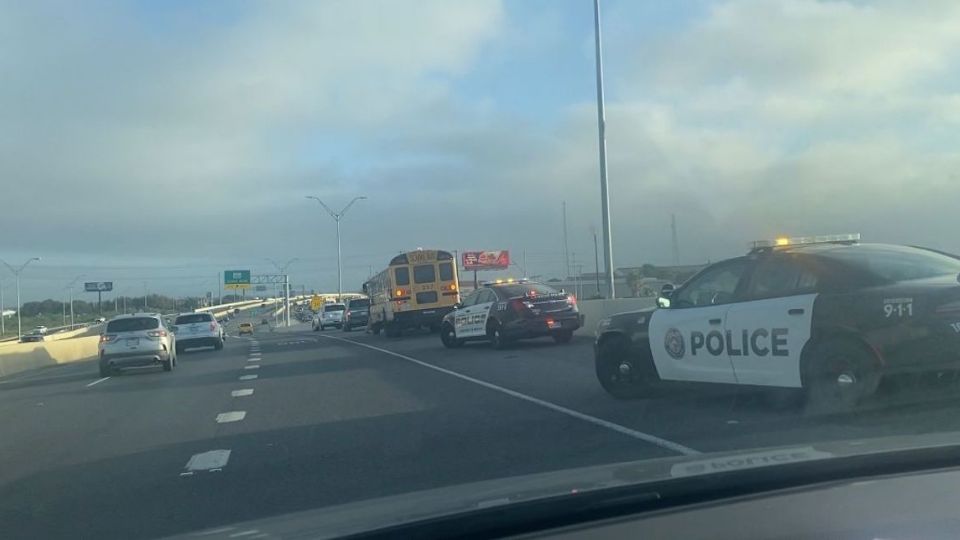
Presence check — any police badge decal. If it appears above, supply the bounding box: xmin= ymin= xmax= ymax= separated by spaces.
xmin=664 ymin=328 xmax=685 ymax=359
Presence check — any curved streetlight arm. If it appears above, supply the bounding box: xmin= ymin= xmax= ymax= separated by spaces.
xmin=305 ymin=196 xmax=367 ymax=220
xmin=1 ymin=257 xmax=40 ymax=276
xmin=339 ymin=196 xmax=367 ymax=218
xmin=305 ymin=196 xmax=338 ymax=220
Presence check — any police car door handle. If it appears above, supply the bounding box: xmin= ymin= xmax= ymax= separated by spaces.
xmin=788 ymin=308 xmax=805 ymax=315
xmin=708 ymin=318 xmax=722 ymax=325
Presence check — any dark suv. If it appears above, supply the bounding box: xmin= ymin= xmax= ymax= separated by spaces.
xmin=342 ymin=297 xmax=371 ymax=332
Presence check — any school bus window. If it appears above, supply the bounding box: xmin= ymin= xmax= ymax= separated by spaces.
xmin=395 ymin=267 xmax=410 ymax=286
xmin=439 ymin=262 xmax=453 ymax=281
xmin=414 ymin=264 xmax=436 ymax=284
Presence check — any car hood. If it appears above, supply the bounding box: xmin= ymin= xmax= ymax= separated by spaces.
xmin=173 ymin=430 xmax=960 ymax=539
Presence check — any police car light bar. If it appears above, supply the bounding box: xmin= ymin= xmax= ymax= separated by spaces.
xmin=750 ymin=233 xmax=861 ymax=249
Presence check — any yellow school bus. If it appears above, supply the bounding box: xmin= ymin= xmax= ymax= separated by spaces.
xmin=364 ymin=249 xmax=460 ymax=337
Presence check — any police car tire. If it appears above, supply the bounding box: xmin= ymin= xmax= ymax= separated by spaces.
xmin=440 ymin=324 xmax=462 ymax=349
xmin=803 ymin=339 xmax=879 ymax=416
xmin=595 ymin=335 xmax=654 ymax=400
xmin=490 ymin=325 xmax=509 ymax=350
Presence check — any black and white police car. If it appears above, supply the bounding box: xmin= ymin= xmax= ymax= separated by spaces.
xmin=440 ymin=279 xmax=581 ymax=349
xmin=594 ymin=234 xmax=960 ymax=414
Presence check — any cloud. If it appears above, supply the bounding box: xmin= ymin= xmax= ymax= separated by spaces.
xmin=6 ymin=0 xmax=960 ymax=300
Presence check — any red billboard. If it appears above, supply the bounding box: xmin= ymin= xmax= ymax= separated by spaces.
xmin=462 ymin=250 xmax=510 ymax=270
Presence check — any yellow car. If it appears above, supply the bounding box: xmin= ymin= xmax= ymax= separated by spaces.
xmin=238 ymin=322 xmax=254 ymax=335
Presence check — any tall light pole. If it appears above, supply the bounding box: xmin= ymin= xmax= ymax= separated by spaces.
xmin=266 ymin=258 xmax=298 ymax=327
xmin=593 ymin=0 xmax=616 ymax=298
xmin=306 ymin=195 xmax=367 ymax=301
xmin=66 ymin=274 xmax=85 ymax=326
xmin=1 ymin=257 xmax=41 ymax=339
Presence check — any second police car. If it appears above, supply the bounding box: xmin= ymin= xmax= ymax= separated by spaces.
xmin=594 ymin=234 xmax=960 ymax=414
xmin=440 ymin=279 xmax=581 ymax=349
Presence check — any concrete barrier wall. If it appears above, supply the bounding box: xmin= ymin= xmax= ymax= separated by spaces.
xmin=0 ymin=336 xmax=100 ymax=378
xmin=575 ymin=298 xmax=656 ymax=335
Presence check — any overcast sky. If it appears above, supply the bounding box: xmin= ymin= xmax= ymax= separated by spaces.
xmin=3 ymin=0 xmax=960 ymax=302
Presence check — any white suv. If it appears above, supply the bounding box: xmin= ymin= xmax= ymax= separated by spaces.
xmin=173 ymin=312 xmax=224 ymax=352
xmin=99 ymin=313 xmax=177 ymax=376
xmin=314 ymin=303 xmax=345 ymax=331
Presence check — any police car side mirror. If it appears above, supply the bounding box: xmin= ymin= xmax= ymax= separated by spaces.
xmin=660 ymin=283 xmax=675 ymax=297
xmin=453 ymin=303 xmax=462 ymax=310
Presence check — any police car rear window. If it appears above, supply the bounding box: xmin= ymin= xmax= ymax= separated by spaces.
xmin=496 ymin=283 xmax=559 ymax=297
xmin=820 ymin=245 xmax=960 ymax=282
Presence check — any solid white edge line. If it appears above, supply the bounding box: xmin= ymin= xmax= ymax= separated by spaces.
xmin=86 ymin=376 xmax=110 ymax=387
xmin=318 ymin=335 xmax=700 ymax=456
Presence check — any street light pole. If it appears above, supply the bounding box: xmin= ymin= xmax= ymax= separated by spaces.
xmin=266 ymin=258 xmax=299 ymax=327
xmin=66 ymin=274 xmax=84 ymax=327
xmin=593 ymin=0 xmax=616 ymax=298
xmin=1 ymin=257 xmax=41 ymax=339
xmin=306 ymin=195 xmax=367 ymax=301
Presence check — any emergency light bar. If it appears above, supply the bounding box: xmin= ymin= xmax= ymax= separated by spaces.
xmin=481 ymin=278 xmax=529 ymax=286
xmin=750 ymin=233 xmax=861 ymax=249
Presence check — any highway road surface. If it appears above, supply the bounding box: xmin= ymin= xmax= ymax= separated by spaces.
xmin=4 ymin=308 xmax=960 ymax=538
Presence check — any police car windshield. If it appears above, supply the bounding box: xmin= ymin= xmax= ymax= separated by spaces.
xmin=817 ymin=245 xmax=960 ymax=282
xmin=495 ymin=283 xmax=559 ymax=297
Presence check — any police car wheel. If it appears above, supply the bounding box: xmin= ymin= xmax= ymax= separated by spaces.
xmin=803 ymin=340 xmax=878 ymax=416
xmin=595 ymin=336 xmax=653 ymax=400
xmin=440 ymin=324 xmax=462 ymax=349
xmin=489 ymin=325 xmax=509 ymax=350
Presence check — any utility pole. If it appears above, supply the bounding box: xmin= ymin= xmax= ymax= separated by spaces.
xmin=671 ymin=213 xmax=680 ymax=265
xmin=562 ymin=201 xmax=571 ymax=279
xmin=143 ymin=282 xmax=148 ymax=311
xmin=593 ymin=227 xmax=601 ymax=297
xmin=0 ymin=277 xmax=4 ymax=335
xmin=593 ymin=0 xmax=616 ymax=298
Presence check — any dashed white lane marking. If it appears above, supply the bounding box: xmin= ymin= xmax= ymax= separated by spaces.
xmin=319 ymin=335 xmax=701 ymax=456
xmin=216 ymin=411 xmax=246 ymax=423
xmin=232 ymin=389 xmax=254 ymax=397
xmin=247 ymin=358 xmax=260 ymax=362
xmin=239 ymin=374 xmax=258 ymax=381
xmin=244 ymin=365 xmax=260 ymax=370
xmin=86 ymin=377 xmax=110 ymax=387
xmin=249 ymin=351 xmax=261 ymax=355
xmin=180 ymin=449 xmax=231 ymax=476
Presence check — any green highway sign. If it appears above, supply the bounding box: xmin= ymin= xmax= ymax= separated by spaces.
xmin=224 ymin=270 xmax=251 ymax=290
